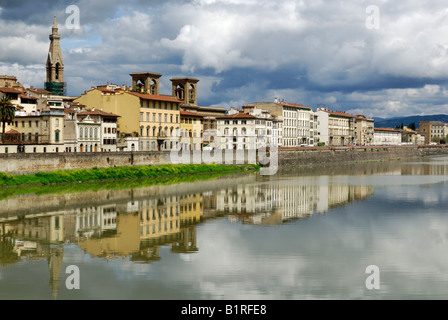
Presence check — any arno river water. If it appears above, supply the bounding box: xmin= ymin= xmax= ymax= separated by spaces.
xmin=1 ymin=156 xmax=448 ymax=300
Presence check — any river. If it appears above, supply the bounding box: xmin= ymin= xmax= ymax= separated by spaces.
xmin=1 ymin=156 xmax=448 ymax=300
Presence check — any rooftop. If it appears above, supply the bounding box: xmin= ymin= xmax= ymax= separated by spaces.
xmin=78 ymin=109 xmax=120 ymax=118
xmin=0 ymin=87 xmax=22 ymax=94
xmin=180 ymin=111 xmax=205 ymax=118
xmin=374 ymin=128 xmax=401 ymax=132
xmin=128 ymin=92 xmax=183 ymax=103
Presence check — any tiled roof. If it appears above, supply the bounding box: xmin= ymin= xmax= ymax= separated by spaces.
xmin=180 ymin=111 xmax=205 ymax=117
xmin=78 ymin=110 xmax=120 ymax=117
xmin=276 ymin=101 xmax=312 ymax=110
xmin=374 ymin=128 xmax=401 ymax=132
xmin=322 ymin=109 xmax=356 ymax=118
xmin=128 ymin=92 xmax=183 ymax=103
xmin=20 ymin=94 xmax=37 ymax=100
xmin=28 ymin=88 xmax=52 ymax=94
xmin=0 ymin=87 xmax=22 ymax=94
xmin=217 ymin=113 xmax=258 ymax=120
xmin=6 ymin=129 xmax=20 ymax=134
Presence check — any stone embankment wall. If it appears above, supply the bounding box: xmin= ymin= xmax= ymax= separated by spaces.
xmin=278 ymin=145 xmax=448 ymax=167
xmin=0 ymin=146 xmax=447 ymax=175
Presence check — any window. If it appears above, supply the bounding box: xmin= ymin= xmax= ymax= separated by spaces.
xmin=140 ymin=113 xmax=143 ymax=121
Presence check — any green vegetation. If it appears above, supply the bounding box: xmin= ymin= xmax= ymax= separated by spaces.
xmin=0 ymin=97 xmax=16 ymax=141
xmin=0 ymin=169 xmax=254 ymax=202
xmin=0 ymin=164 xmax=260 ymax=188
xmin=317 ymin=142 xmax=326 ymax=147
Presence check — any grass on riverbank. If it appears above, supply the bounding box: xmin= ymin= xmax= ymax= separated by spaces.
xmin=0 ymin=164 xmax=260 ymax=188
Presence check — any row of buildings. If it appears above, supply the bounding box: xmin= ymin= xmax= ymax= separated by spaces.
xmin=0 ymin=71 xmax=438 ymax=154
xmin=0 ymin=18 xmax=443 ymax=154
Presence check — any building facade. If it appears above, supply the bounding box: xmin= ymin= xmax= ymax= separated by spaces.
xmin=373 ymin=128 xmax=402 ymax=146
xmin=354 ymin=115 xmax=375 ymax=146
xmin=316 ymin=108 xmax=356 ymax=146
xmin=0 ymin=110 xmax=65 ymax=154
xmin=251 ymin=101 xmax=315 ymax=147
xmin=419 ymin=121 xmax=447 ymax=144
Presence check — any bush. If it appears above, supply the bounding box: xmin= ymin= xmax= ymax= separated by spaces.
xmin=0 ymin=164 xmax=260 ymax=187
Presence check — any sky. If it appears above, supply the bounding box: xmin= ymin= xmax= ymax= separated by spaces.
xmin=1 ymin=0 xmax=448 ymax=119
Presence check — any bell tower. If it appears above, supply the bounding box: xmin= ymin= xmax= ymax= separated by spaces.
xmin=45 ymin=17 xmax=66 ymax=96
xmin=170 ymin=77 xmax=199 ymax=106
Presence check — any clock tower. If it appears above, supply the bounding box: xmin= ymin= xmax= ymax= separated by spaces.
xmin=45 ymin=17 xmax=66 ymax=96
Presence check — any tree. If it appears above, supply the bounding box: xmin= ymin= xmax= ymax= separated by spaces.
xmin=408 ymin=122 xmax=416 ymax=131
xmin=0 ymin=97 xmax=16 ymax=142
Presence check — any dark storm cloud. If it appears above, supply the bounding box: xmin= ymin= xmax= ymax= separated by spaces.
xmin=1 ymin=0 xmax=448 ymax=117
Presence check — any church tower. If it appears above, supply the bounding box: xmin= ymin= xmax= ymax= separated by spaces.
xmin=45 ymin=17 xmax=66 ymax=96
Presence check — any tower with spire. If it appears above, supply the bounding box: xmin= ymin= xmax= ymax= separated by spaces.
xmin=45 ymin=17 xmax=66 ymax=96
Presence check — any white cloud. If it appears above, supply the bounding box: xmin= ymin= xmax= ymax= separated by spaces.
xmin=2 ymin=0 xmax=448 ymax=117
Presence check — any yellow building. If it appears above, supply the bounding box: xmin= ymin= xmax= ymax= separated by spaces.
xmin=1 ymin=110 xmax=65 ymax=154
xmin=180 ymin=111 xmax=204 ymax=151
xmin=75 ymin=73 xmax=186 ymax=151
xmin=179 ymin=193 xmax=203 ymax=226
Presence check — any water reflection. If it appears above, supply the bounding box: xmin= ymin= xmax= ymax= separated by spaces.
xmin=1 ymin=157 xmax=448 ymax=299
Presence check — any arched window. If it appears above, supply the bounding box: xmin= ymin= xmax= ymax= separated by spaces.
xmin=80 ymin=127 xmax=83 ymax=139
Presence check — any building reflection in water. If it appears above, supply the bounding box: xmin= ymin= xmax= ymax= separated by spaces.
xmin=3 ymin=158 xmax=445 ymax=297
xmin=217 ymin=179 xmax=374 ymax=226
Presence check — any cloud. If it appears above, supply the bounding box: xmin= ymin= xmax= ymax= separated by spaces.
xmin=1 ymin=0 xmax=448 ymax=118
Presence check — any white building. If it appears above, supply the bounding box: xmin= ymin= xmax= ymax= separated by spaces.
xmin=251 ymin=101 xmax=315 ymax=147
xmin=373 ymin=128 xmax=402 ymax=146
xmin=216 ymin=107 xmax=278 ymax=150
xmin=63 ymin=109 xmax=120 ymax=153
xmin=316 ymin=107 xmax=356 ymax=146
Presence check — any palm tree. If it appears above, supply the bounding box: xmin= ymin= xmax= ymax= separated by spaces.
xmin=0 ymin=97 xmax=16 ymax=142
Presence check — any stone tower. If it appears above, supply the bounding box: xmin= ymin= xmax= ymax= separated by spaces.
xmin=171 ymin=78 xmax=199 ymax=106
xmin=45 ymin=17 xmax=66 ymax=96
xmin=130 ymin=72 xmax=162 ymax=95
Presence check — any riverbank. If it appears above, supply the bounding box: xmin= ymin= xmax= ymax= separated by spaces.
xmin=0 ymin=145 xmax=448 ymax=175
xmin=0 ymin=164 xmax=260 ymax=188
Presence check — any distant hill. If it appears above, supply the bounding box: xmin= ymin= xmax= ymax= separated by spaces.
xmin=374 ymin=114 xmax=448 ymax=129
